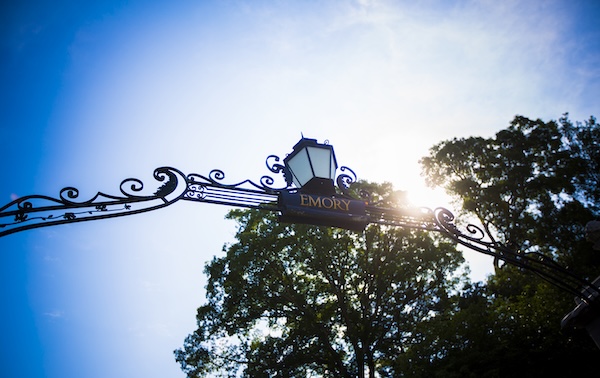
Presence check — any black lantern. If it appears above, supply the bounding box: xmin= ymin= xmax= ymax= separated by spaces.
xmin=284 ymin=137 xmax=338 ymax=196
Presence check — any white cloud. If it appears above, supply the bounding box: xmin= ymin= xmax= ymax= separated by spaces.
xmin=43 ymin=310 xmax=65 ymax=319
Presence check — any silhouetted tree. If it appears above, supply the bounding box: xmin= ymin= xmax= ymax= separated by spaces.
xmin=416 ymin=114 xmax=600 ymax=377
xmin=175 ymin=183 xmax=468 ymax=377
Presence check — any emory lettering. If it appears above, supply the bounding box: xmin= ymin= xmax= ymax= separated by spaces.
xmin=299 ymin=194 xmax=352 ymax=212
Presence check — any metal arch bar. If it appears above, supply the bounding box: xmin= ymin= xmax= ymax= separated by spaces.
xmin=0 ymin=165 xmax=287 ymax=238
xmin=2 ymin=164 xmax=599 ymax=304
xmin=182 ymin=184 xmax=280 ymax=210
xmin=364 ymin=204 xmax=600 ymax=303
xmin=0 ymin=167 xmax=183 ymax=237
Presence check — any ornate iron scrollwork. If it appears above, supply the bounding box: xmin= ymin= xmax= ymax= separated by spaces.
xmin=0 ymin=152 xmax=295 ymax=237
xmin=0 ymin=167 xmax=188 ymax=237
xmin=2 ymin=157 xmax=598 ymax=304
xmin=360 ymin=201 xmax=600 ymax=303
xmin=429 ymin=207 xmax=600 ymax=302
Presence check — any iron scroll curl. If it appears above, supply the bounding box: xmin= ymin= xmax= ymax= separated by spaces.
xmin=336 ymin=166 xmax=371 ymax=202
xmin=429 ymin=206 xmax=600 ymax=302
xmin=0 ymin=167 xmax=189 ymax=237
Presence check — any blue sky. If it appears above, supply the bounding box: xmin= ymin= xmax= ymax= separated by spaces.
xmin=1 ymin=1 xmax=599 ymax=377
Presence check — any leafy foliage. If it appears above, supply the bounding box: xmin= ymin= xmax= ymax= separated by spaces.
xmin=421 ymin=115 xmax=599 ymax=259
xmin=175 ymin=183 xmax=468 ymax=377
xmin=417 ymin=114 xmax=600 ymax=376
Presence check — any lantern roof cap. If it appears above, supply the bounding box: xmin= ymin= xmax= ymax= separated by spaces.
xmin=285 ymin=137 xmax=335 ymax=160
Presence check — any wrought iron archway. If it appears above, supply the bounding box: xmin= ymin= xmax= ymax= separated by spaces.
xmin=2 ymin=152 xmax=599 ymax=308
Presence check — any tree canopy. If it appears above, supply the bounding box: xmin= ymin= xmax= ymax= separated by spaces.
xmin=417 ymin=114 xmax=600 ymax=376
xmin=421 ymin=114 xmax=599 ymax=277
xmin=175 ymin=183 xmax=468 ymax=377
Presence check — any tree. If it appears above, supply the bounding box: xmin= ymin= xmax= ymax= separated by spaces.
xmin=421 ymin=114 xmax=599 ymax=266
xmin=417 ymin=114 xmax=600 ymax=376
xmin=175 ymin=183 xmax=468 ymax=377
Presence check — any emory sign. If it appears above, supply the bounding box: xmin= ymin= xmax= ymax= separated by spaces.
xmin=278 ymin=192 xmax=368 ymax=232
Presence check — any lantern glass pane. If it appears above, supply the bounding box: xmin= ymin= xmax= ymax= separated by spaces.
xmin=330 ymin=154 xmax=337 ymax=179
xmin=306 ymin=146 xmax=333 ymax=179
xmin=287 ymin=149 xmax=313 ymax=188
